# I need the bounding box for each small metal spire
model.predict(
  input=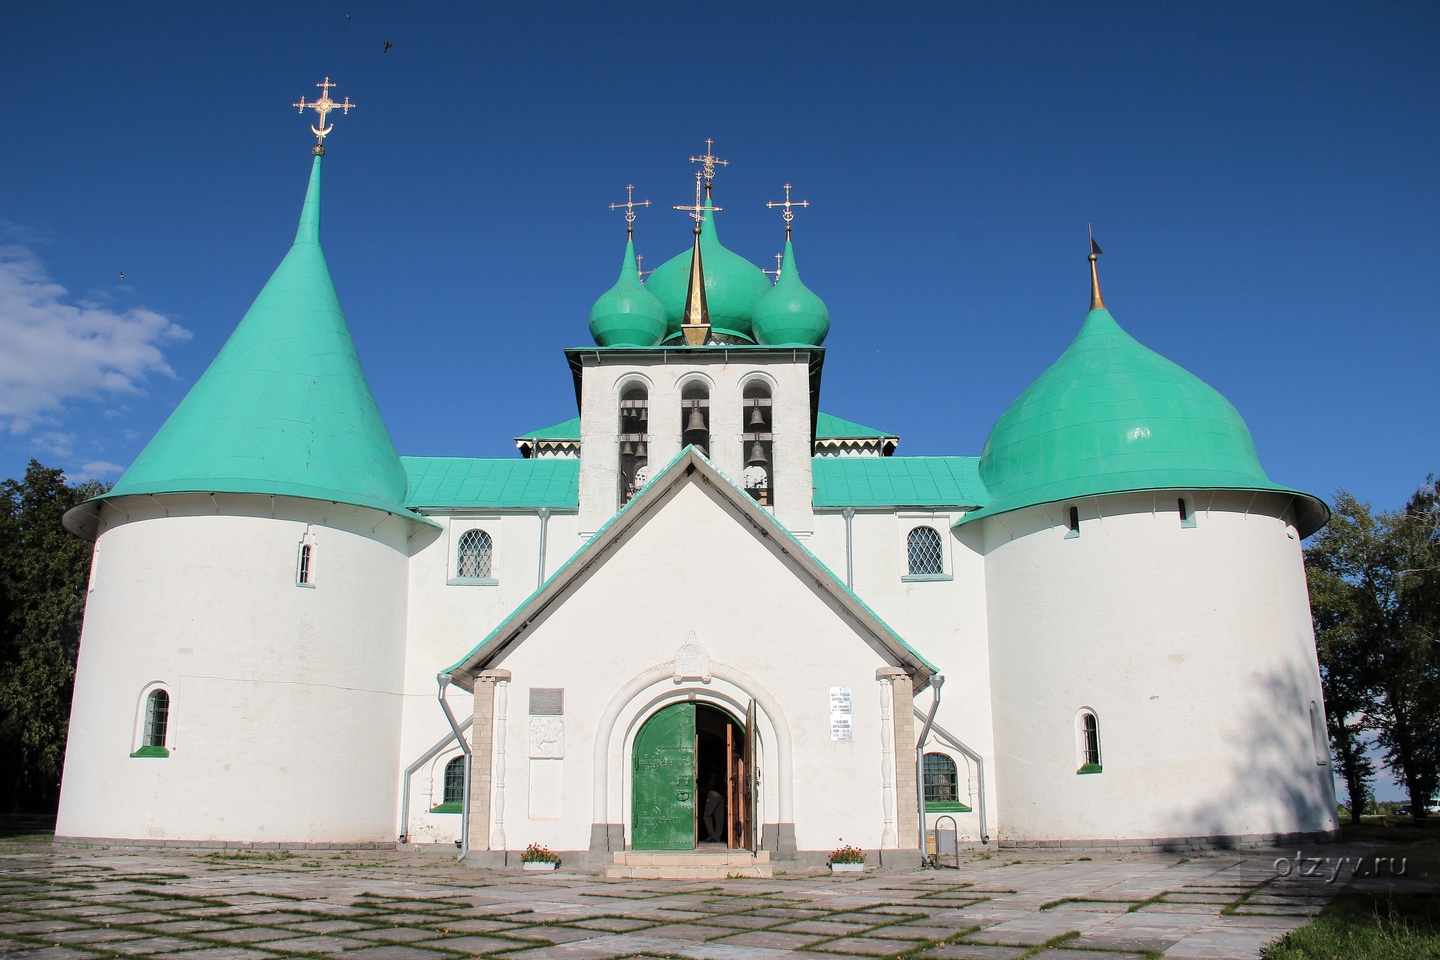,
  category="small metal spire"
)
[762,252,783,283]
[680,222,711,346]
[293,77,355,155]
[1088,225,1106,310]
[690,138,729,183]
[766,184,810,239]
[609,184,651,241]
